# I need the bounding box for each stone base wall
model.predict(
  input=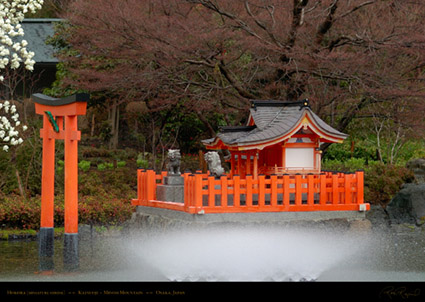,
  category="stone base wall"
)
[123,206,371,235]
